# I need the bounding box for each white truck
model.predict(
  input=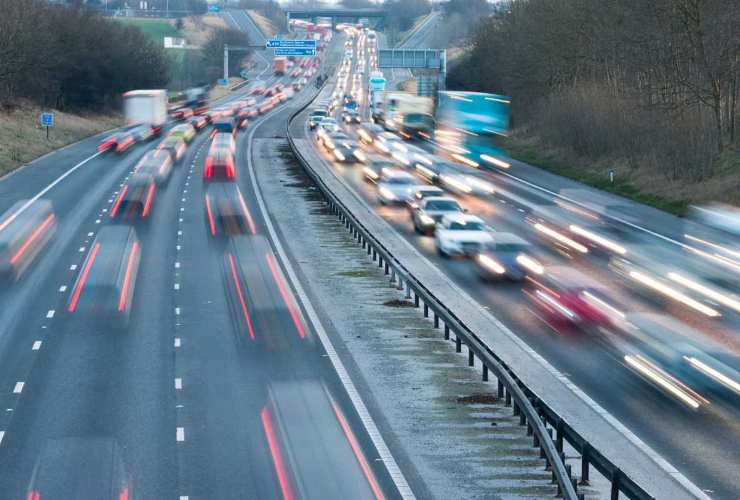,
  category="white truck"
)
[374,91,434,138]
[123,89,168,135]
